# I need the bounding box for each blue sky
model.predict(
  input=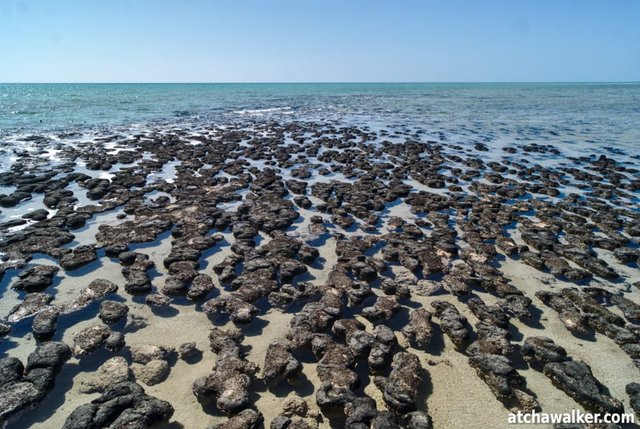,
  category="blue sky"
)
[0,0,638,82]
